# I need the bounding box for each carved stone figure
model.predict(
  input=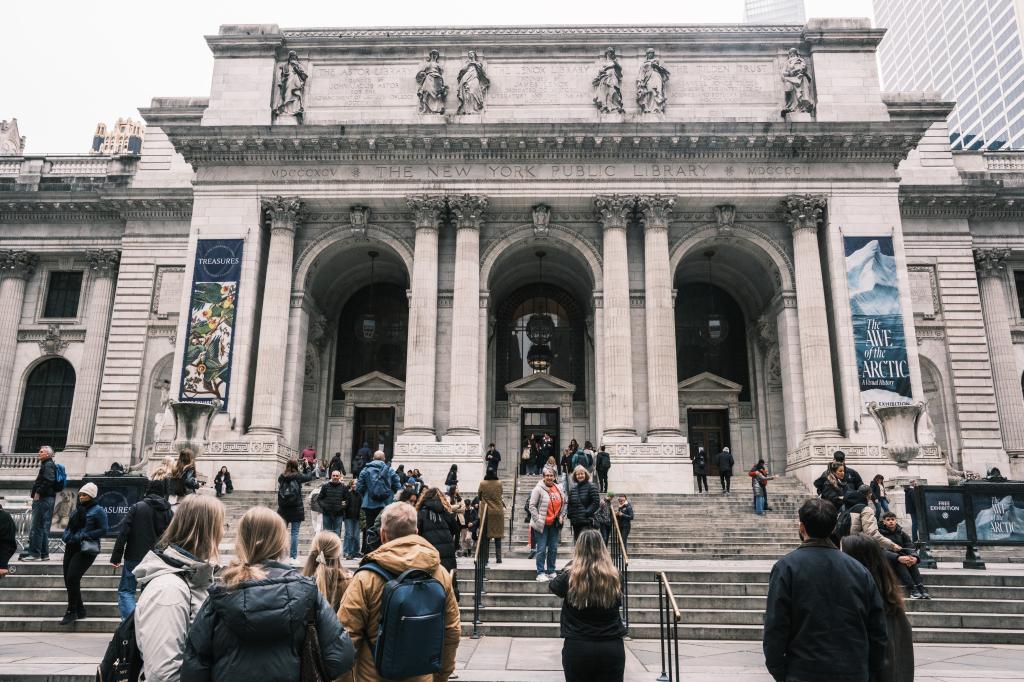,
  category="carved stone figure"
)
[457,51,489,114]
[636,48,670,114]
[781,48,815,116]
[416,50,448,115]
[274,51,308,122]
[592,47,624,114]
